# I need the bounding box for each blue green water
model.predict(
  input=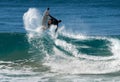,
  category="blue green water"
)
[0,0,120,82]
